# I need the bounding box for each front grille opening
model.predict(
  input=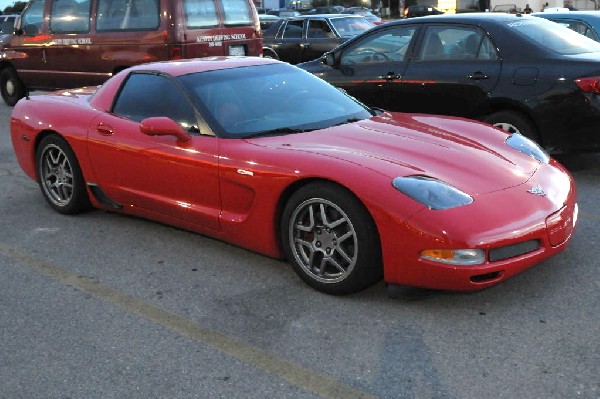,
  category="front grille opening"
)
[470,271,501,283]
[488,239,540,262]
